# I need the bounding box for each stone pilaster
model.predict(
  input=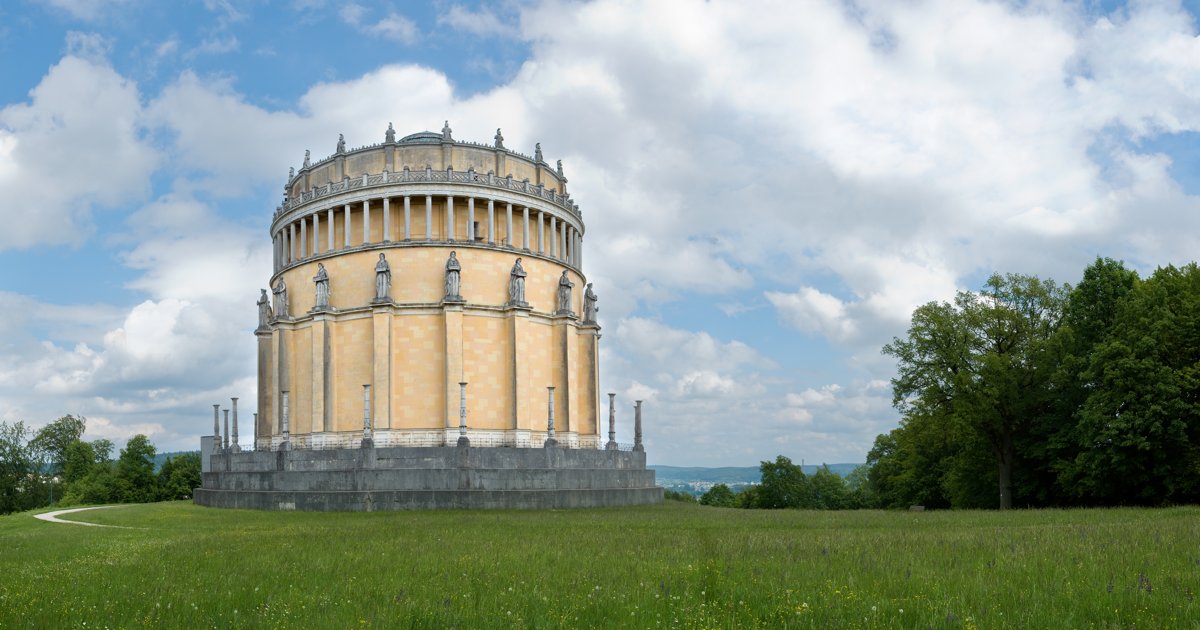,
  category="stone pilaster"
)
[443,302,464,444]
[311,314,328,433]
[256,327,273,448]
[508,307,532,436]
[559,317,577,436]
[372,304,392,430]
